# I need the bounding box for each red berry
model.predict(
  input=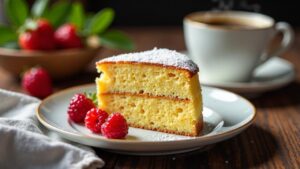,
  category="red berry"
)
[19,30,40,50]
[85,108,109,133]
[37,19,54,35]
[36,19,56,50]
[54,24,83,49]
[22,67,53,98]
[68,94,96,123]
[101,113,128,139]
[19,19,56,50]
